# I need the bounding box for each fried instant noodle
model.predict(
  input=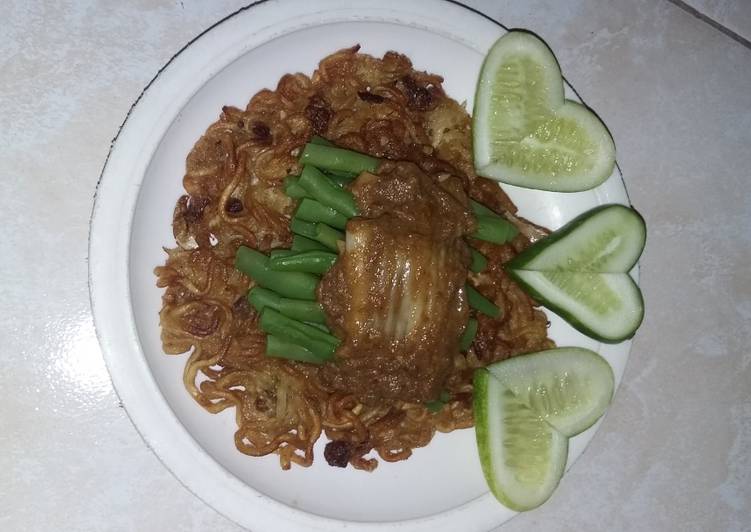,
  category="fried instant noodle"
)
[155,46,553,471]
